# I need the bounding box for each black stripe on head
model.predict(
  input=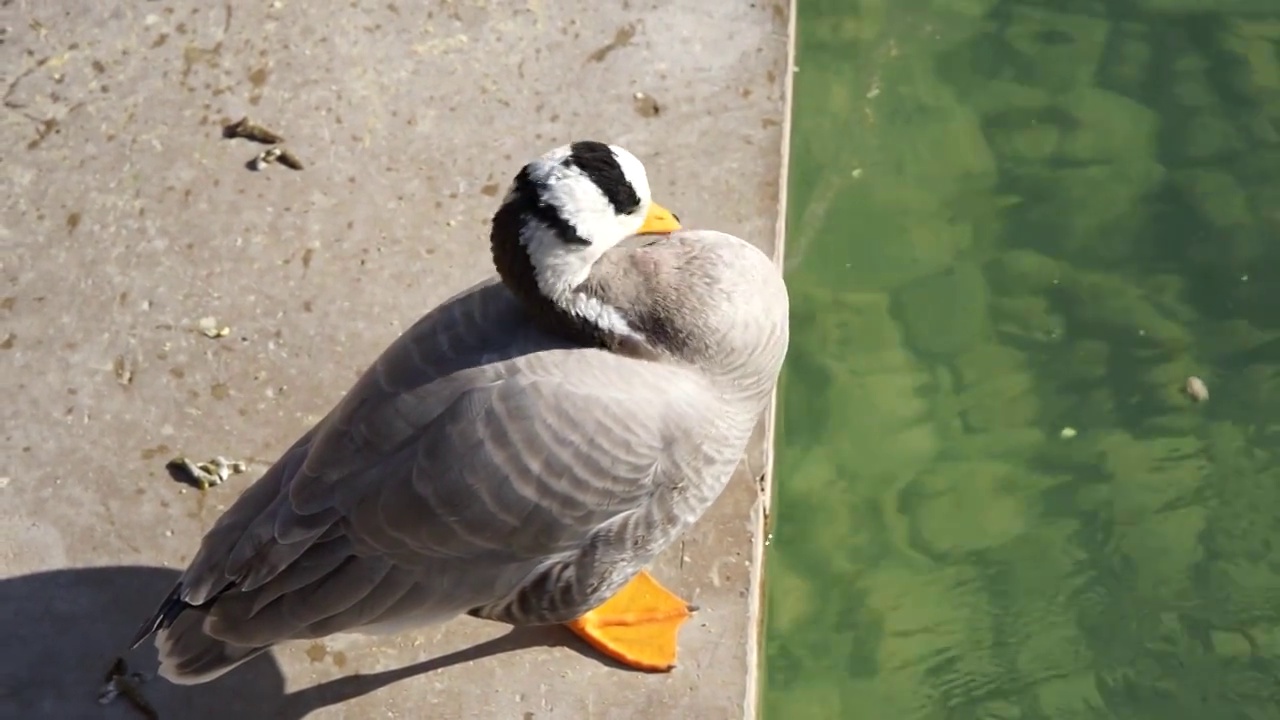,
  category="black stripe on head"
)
[566,141,642,216]
[511,165,591,246]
